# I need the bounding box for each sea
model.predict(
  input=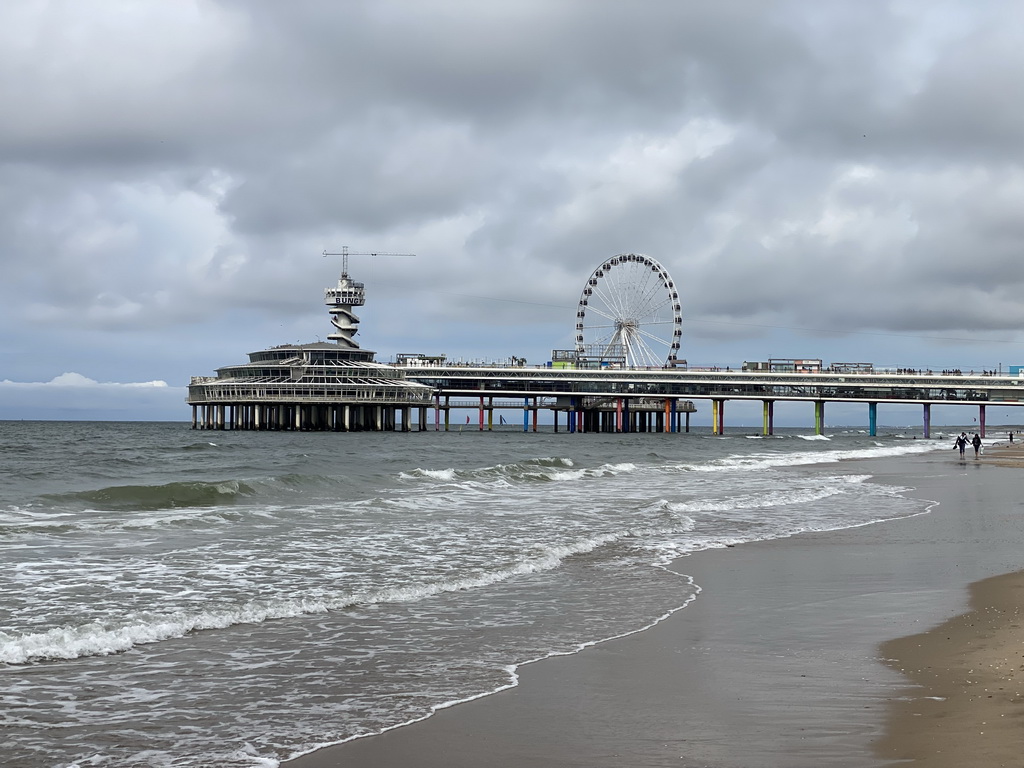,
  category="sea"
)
[0,420,957,767]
